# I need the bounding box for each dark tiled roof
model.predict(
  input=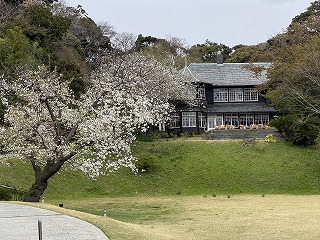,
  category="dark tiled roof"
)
[207,102,276,113]
[183,62,271,86]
